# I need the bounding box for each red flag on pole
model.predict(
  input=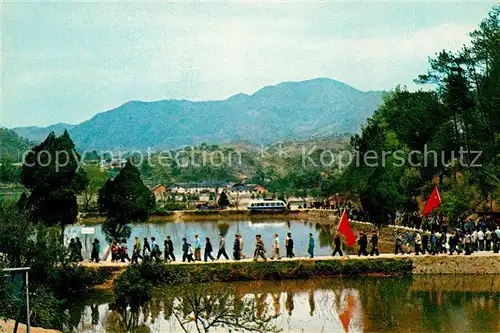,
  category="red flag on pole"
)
[338,209,357,246]
[421,186,441,216]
